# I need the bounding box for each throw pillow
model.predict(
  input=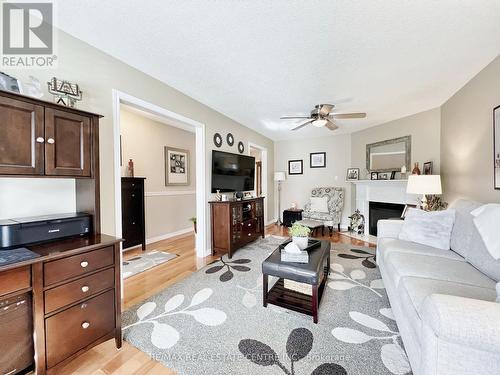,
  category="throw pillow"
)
[310,197,329,213]
[398,208,456,250]
[471,204,500,260]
